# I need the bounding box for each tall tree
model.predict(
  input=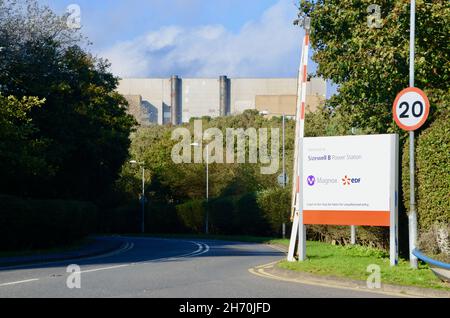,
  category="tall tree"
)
[0,0,136,200]
[300,0,449,134]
